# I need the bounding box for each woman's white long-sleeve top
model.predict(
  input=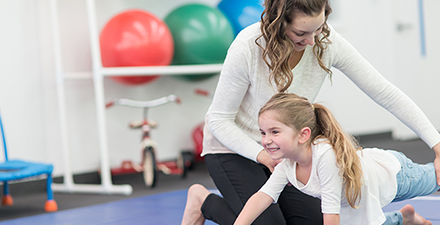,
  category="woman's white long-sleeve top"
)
[202,22,440,161]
